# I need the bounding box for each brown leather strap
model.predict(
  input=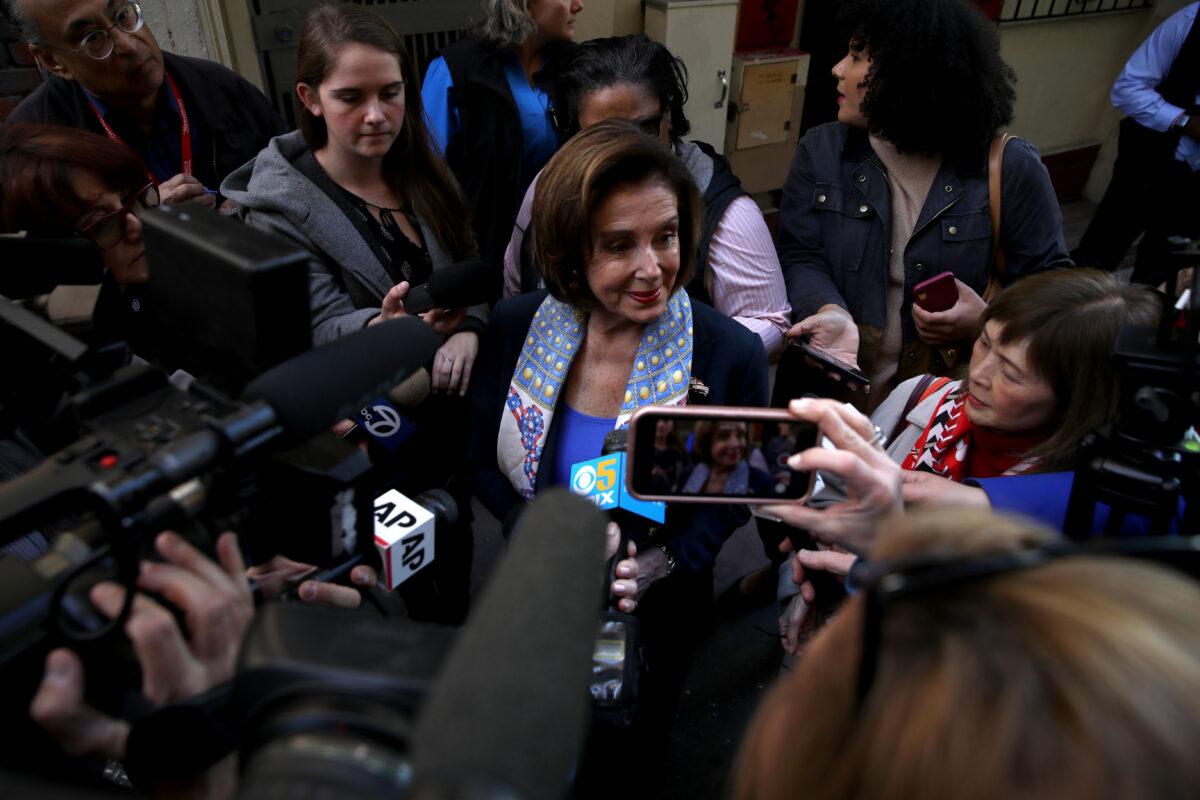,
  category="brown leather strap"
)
[984,132,1015,301]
